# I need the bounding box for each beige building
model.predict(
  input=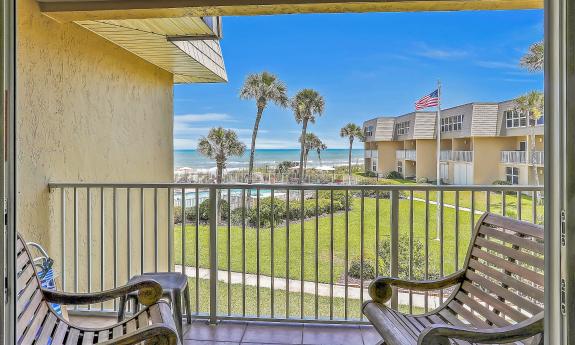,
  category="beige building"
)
[17,0,227,296]
[363,100,544,185]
